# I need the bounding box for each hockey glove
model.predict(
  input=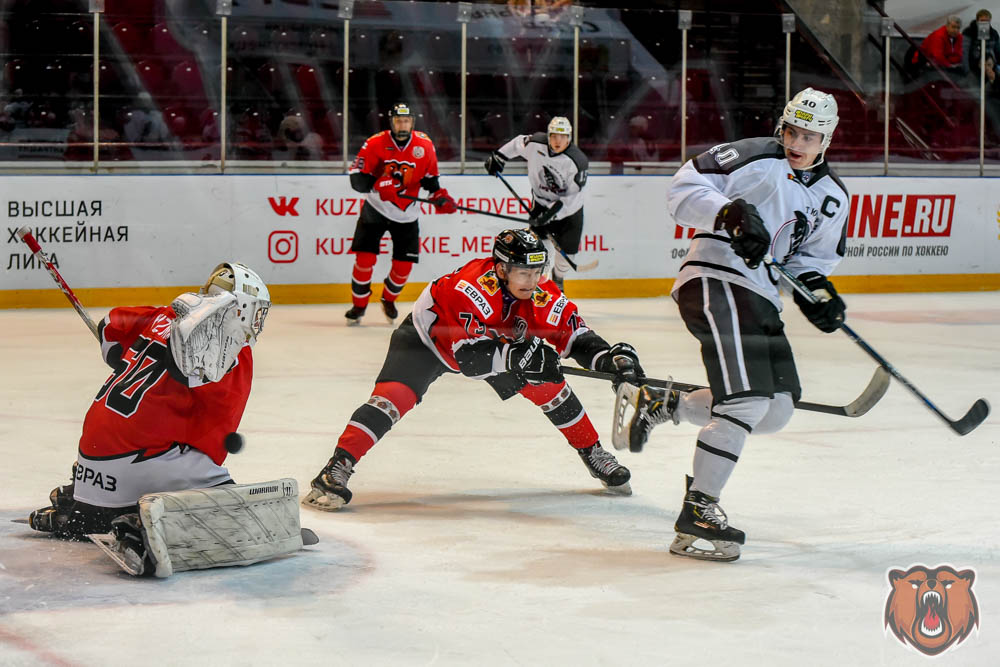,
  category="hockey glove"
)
[484,151,506,176]
[715,198,771,270]
[793,271,846,333]
[595,342,645,389]
[528,201,554,237]
[504,336,563,384]
[432,188,458,214]
[374,176,398,202]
